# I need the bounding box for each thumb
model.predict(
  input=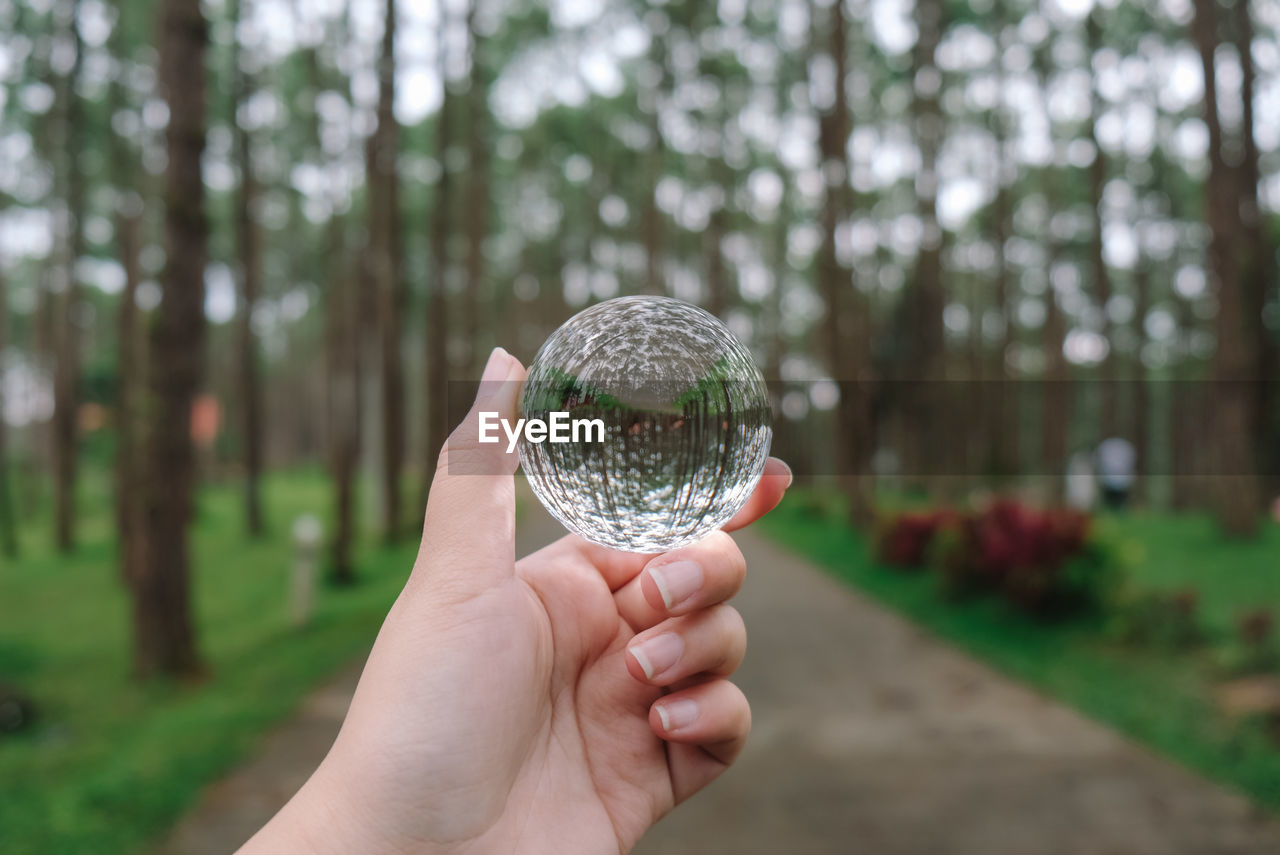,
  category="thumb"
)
[417,347,527,586]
